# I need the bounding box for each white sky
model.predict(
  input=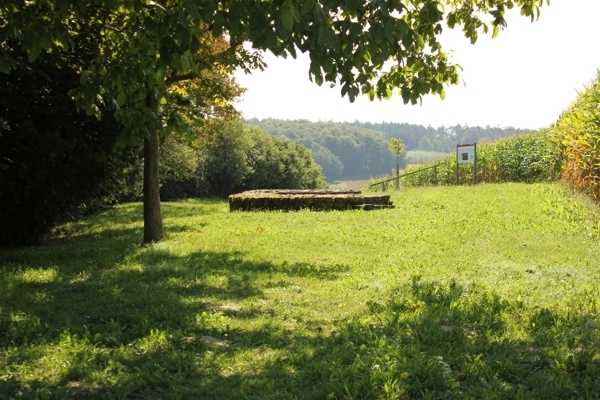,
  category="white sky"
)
[235,0,600,129]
